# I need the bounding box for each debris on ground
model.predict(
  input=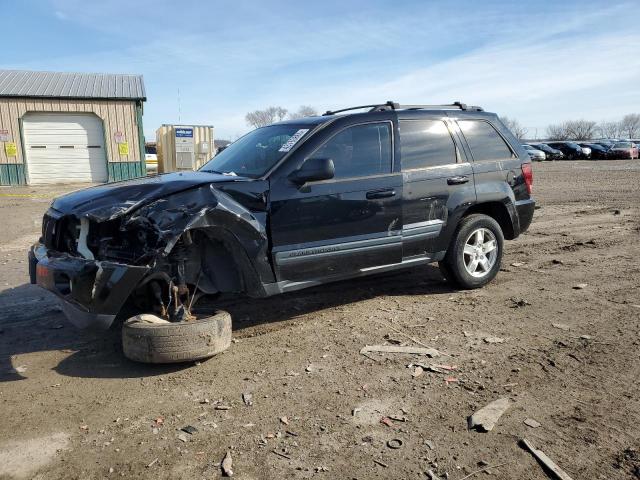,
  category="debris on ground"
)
[242,393,253,406]
[613,447,640,479]
[360,345,441,357]
[573,283,588,290]
[458,462,511,479]
[411,363,458,375]
[146,457,159,468]
[511,262,526,267]
[510,297,531,308]
[279,416,289,425]
[181,425,198,435]
[215,404,232,410]
[520,438,574,480]
[380,417,394,427]
[426,469,443,479]
[177,433,188,442]
[272,450,292,460]
[468,397,511,432]
[524,418,542,428]
[386,438,403,449]
[411,365,424,377]
[483,336,505,344]
[373,459,388,468]
[221,450,234,477]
